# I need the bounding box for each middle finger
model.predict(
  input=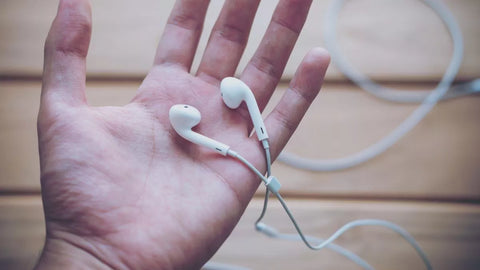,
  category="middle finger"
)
[196,0,261,85]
